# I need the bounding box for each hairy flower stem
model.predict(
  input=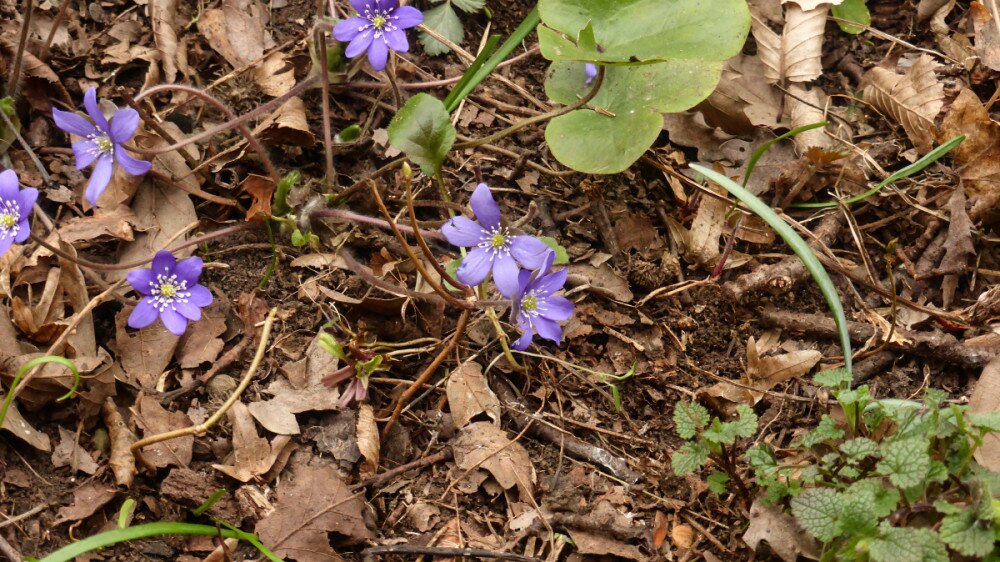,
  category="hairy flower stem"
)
[39,0,70,61]
[130,84,280,185]
[403,171,465,290]
[453,66,605,150]
[315,27,338,191]
[6,0,34,98]
[28,221,260,272]
[309,208,444,240]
